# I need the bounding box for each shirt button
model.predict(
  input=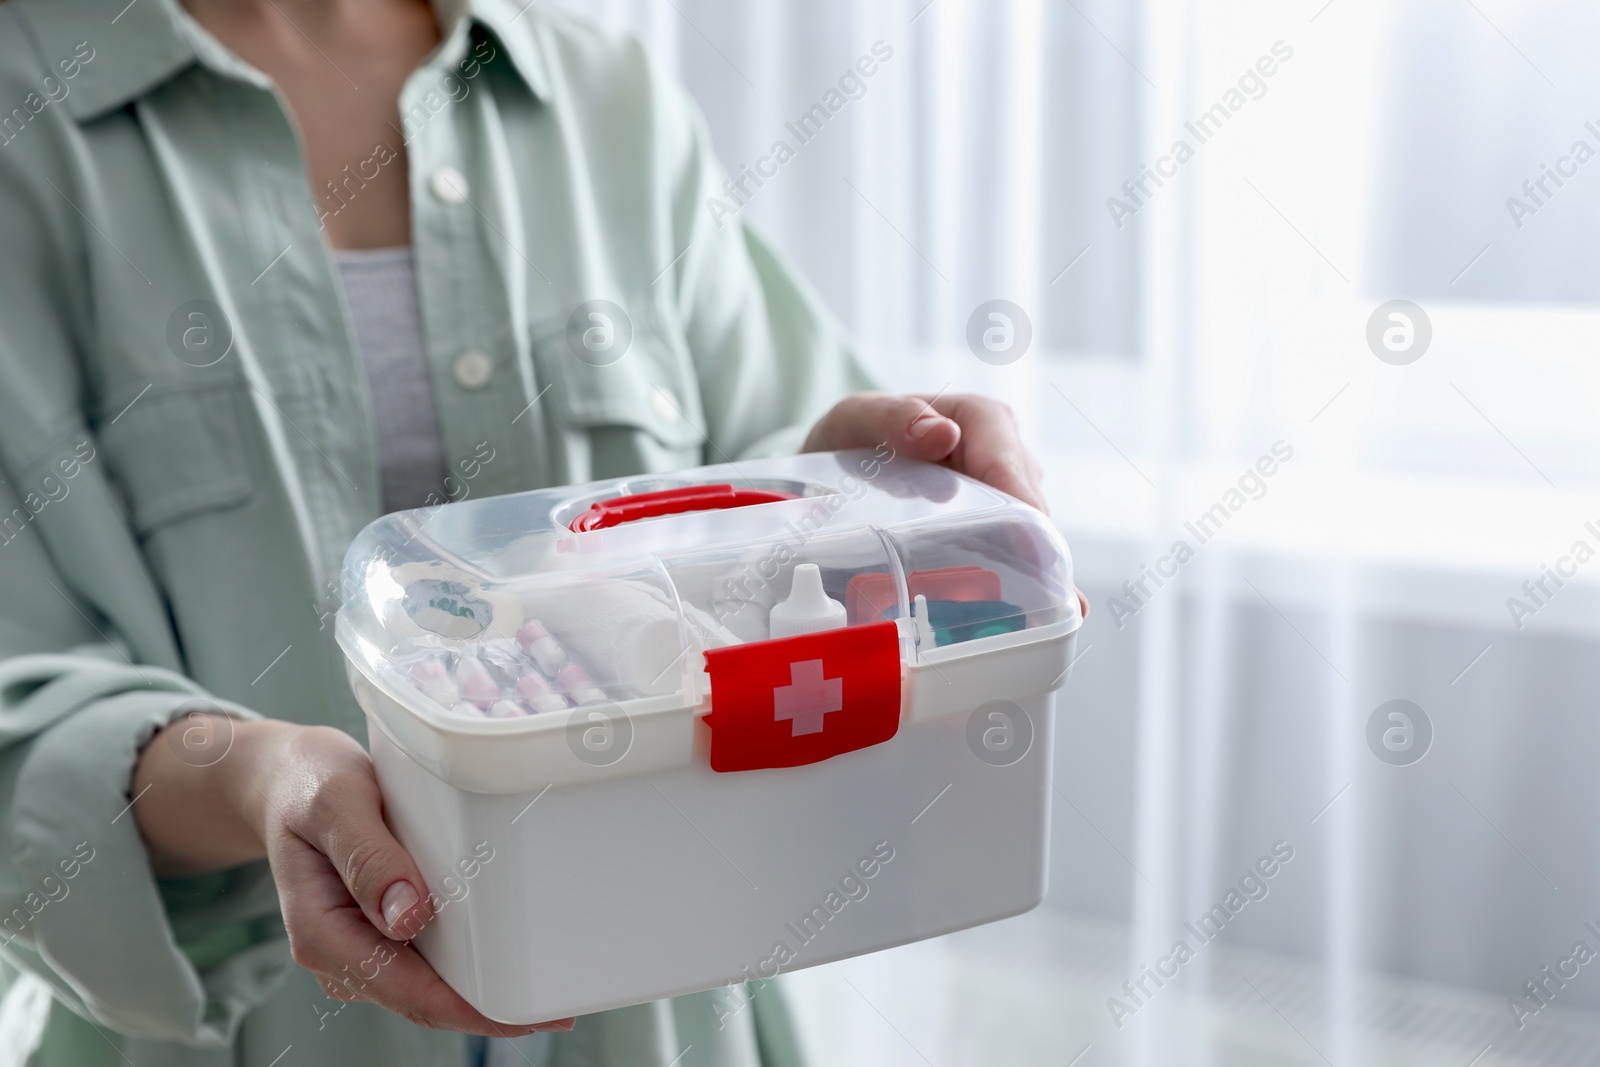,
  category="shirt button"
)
[651,385,680,422]
[452,350,494,390]
[430,167,470,204]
